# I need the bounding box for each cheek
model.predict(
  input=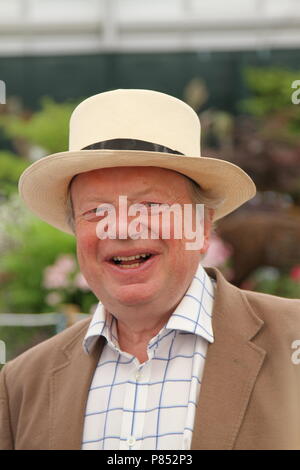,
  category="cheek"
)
[167,238,201,267]
[162,239,187,268]
[76,226,98,264]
